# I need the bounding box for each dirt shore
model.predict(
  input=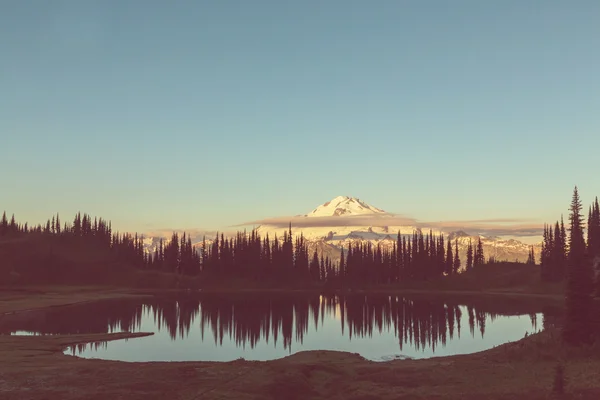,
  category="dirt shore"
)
[1,287,599,400]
